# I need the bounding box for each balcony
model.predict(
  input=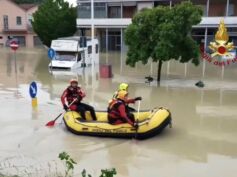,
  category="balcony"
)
[2,28,28,34]
[2,24,35,34]
[77,18,132,28]
[77,16,237,29]
[194,16,237,28]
